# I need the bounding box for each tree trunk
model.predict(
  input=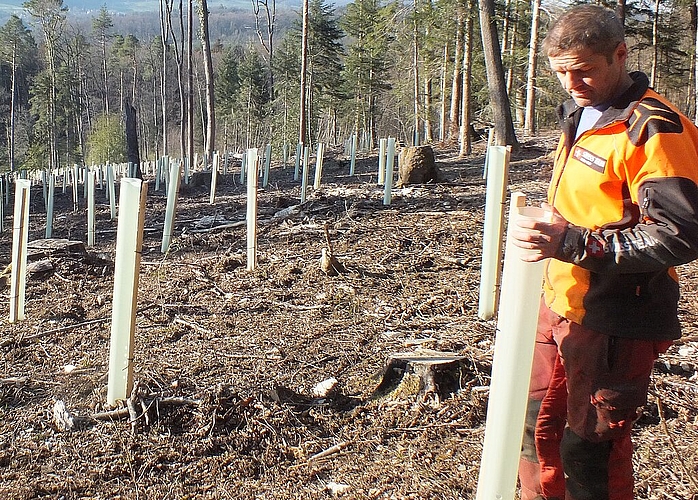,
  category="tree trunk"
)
[694,1,698,124]
[650,0,660,89]
[523,0,541,135]
[478,0,518,148]
[167,0,186,160]
[198,0,216,159]
[459,0,474,157]
[125,102,143,179]
[246,84,252,150]
[187,0,194,171]
[253,0,276,100]
[616,0,626,26]
[152,66,160,159]
[159,0,168,157]
[501,0,514,97]
[424,77,433,143]
[448,4,464,142]
[299,0,309,146]
[102,38,109,115]
[413,0,420,146]
[119,70,124,114]
[9,42,16,172]
[439,43,448,142]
